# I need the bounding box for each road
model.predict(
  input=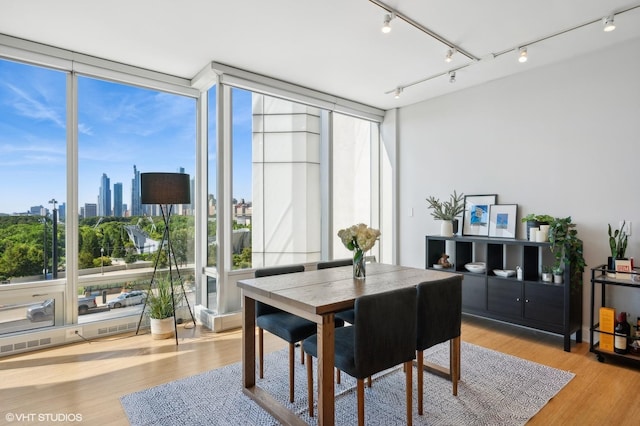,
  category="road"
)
[0,293,147,335]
